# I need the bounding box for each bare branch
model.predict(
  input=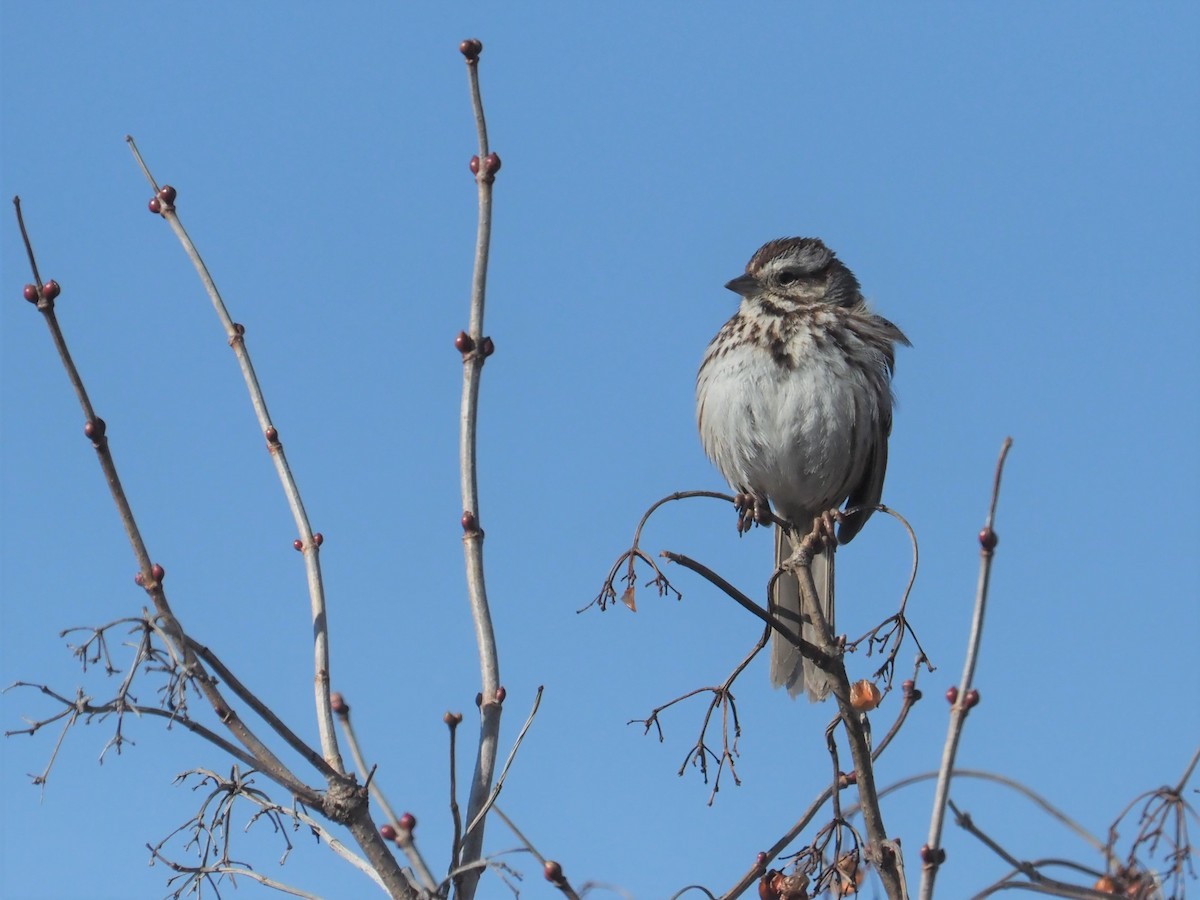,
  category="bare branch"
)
[454,36,504,900]
[920,437,1014,900]
[126,136,343,776]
